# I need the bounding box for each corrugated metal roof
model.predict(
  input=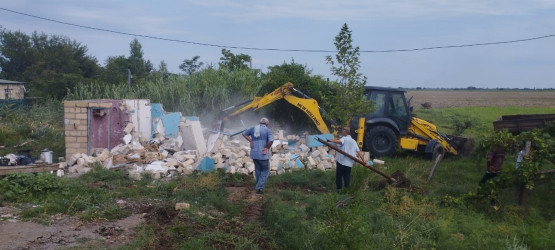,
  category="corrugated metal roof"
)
[0,79,25,84]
